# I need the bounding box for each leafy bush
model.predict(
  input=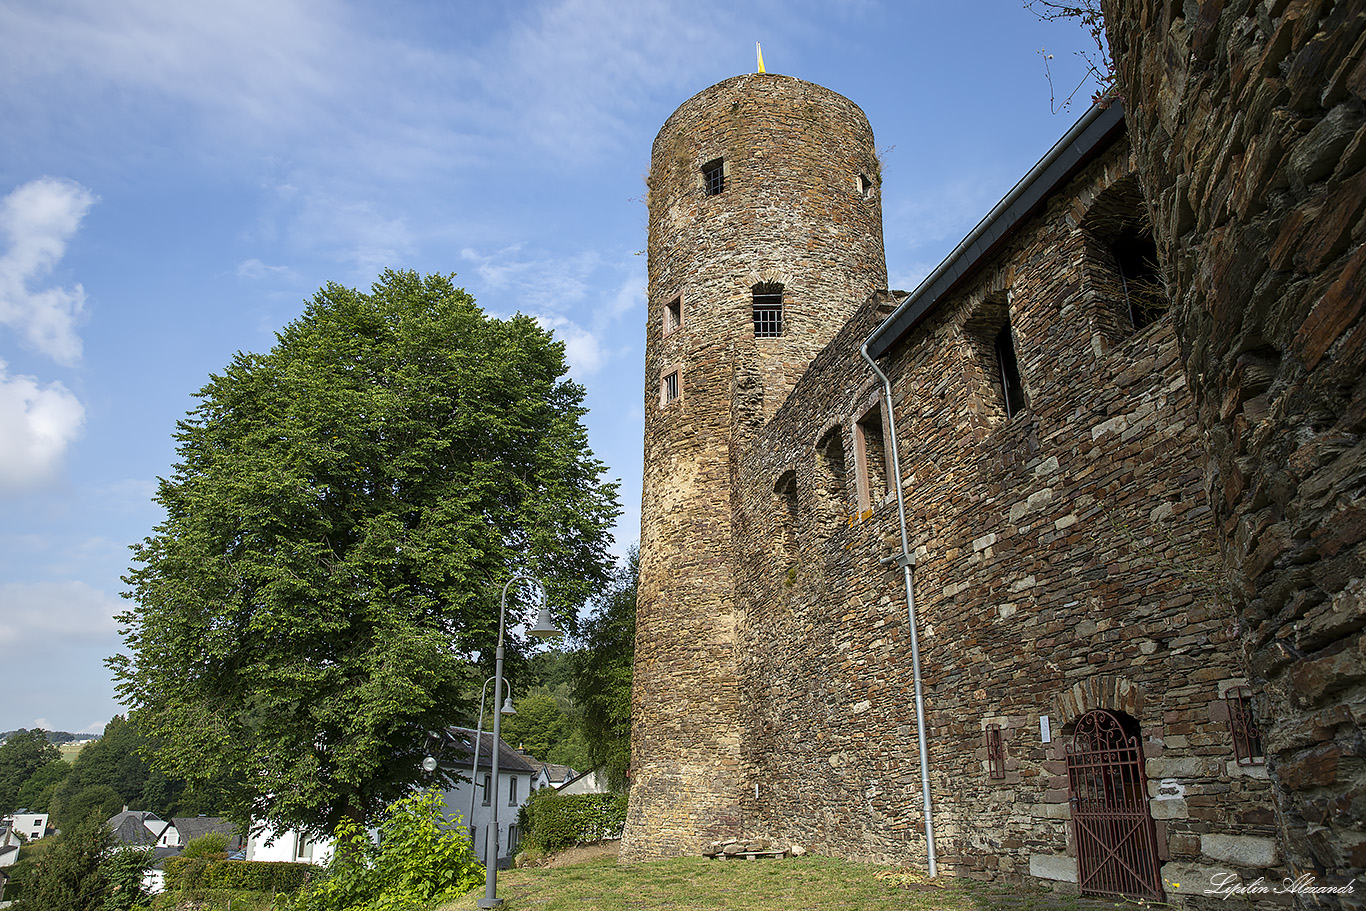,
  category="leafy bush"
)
[286,789,482,911]
[164,857,313,893]
[517,790,627,853]
[179,831,230,859]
